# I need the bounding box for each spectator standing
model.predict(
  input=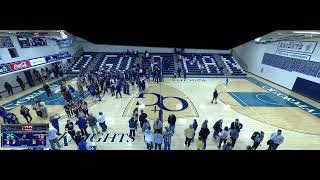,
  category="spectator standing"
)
[267,130,284,150]
[213,119,223,139]
[50,114,61,135]
[97,112,107,132]
[65,120,76,140]
[230,127,239,148]
[163,127,173,150]
[20,105,32,124]
[48,127,61,150]
[4,82,13,96]
[199,121,210,150]
[168,114,176,134]
[87,113,100,135]
[218,126,229,149]
[192,119,198,142]
[16,76,25,91]
[251,131,264,150]
[211,89,218,104]
[76,115,88,136]
[144,128,153,150]
[154,132,163,150]
[184,125,195,148]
